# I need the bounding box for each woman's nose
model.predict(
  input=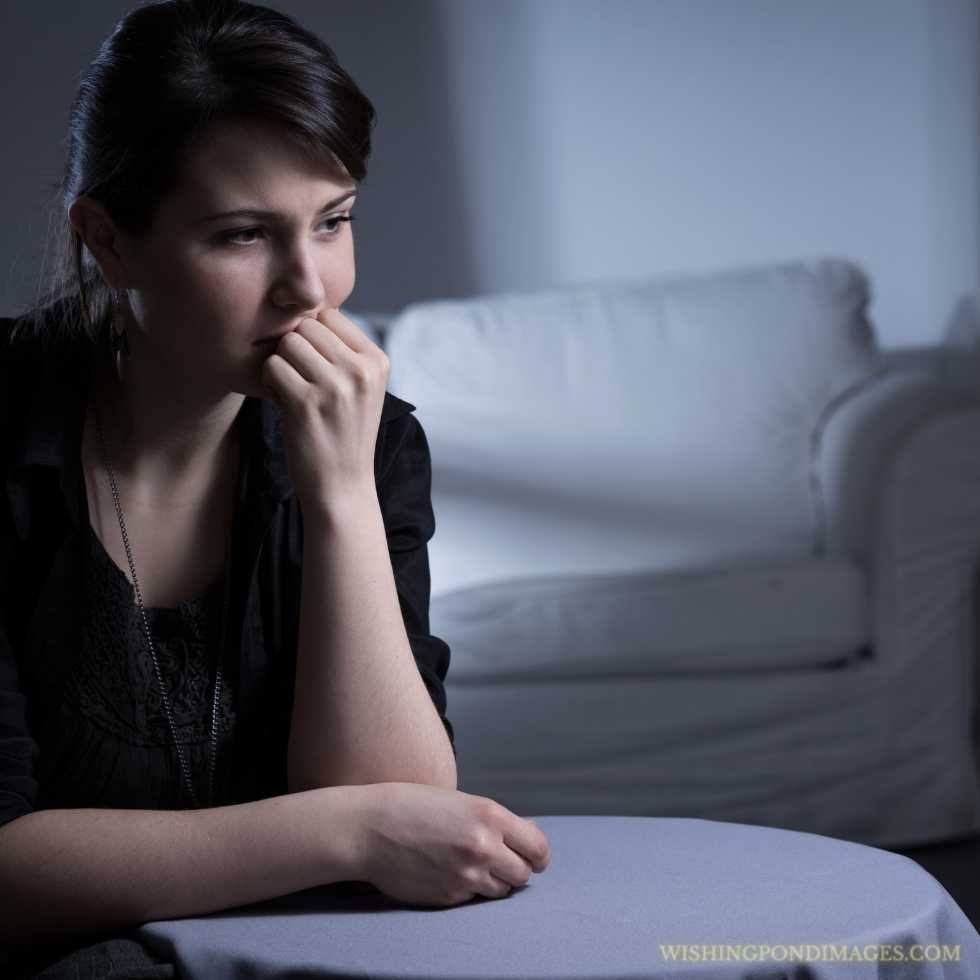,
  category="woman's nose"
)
[271,242,327,310]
